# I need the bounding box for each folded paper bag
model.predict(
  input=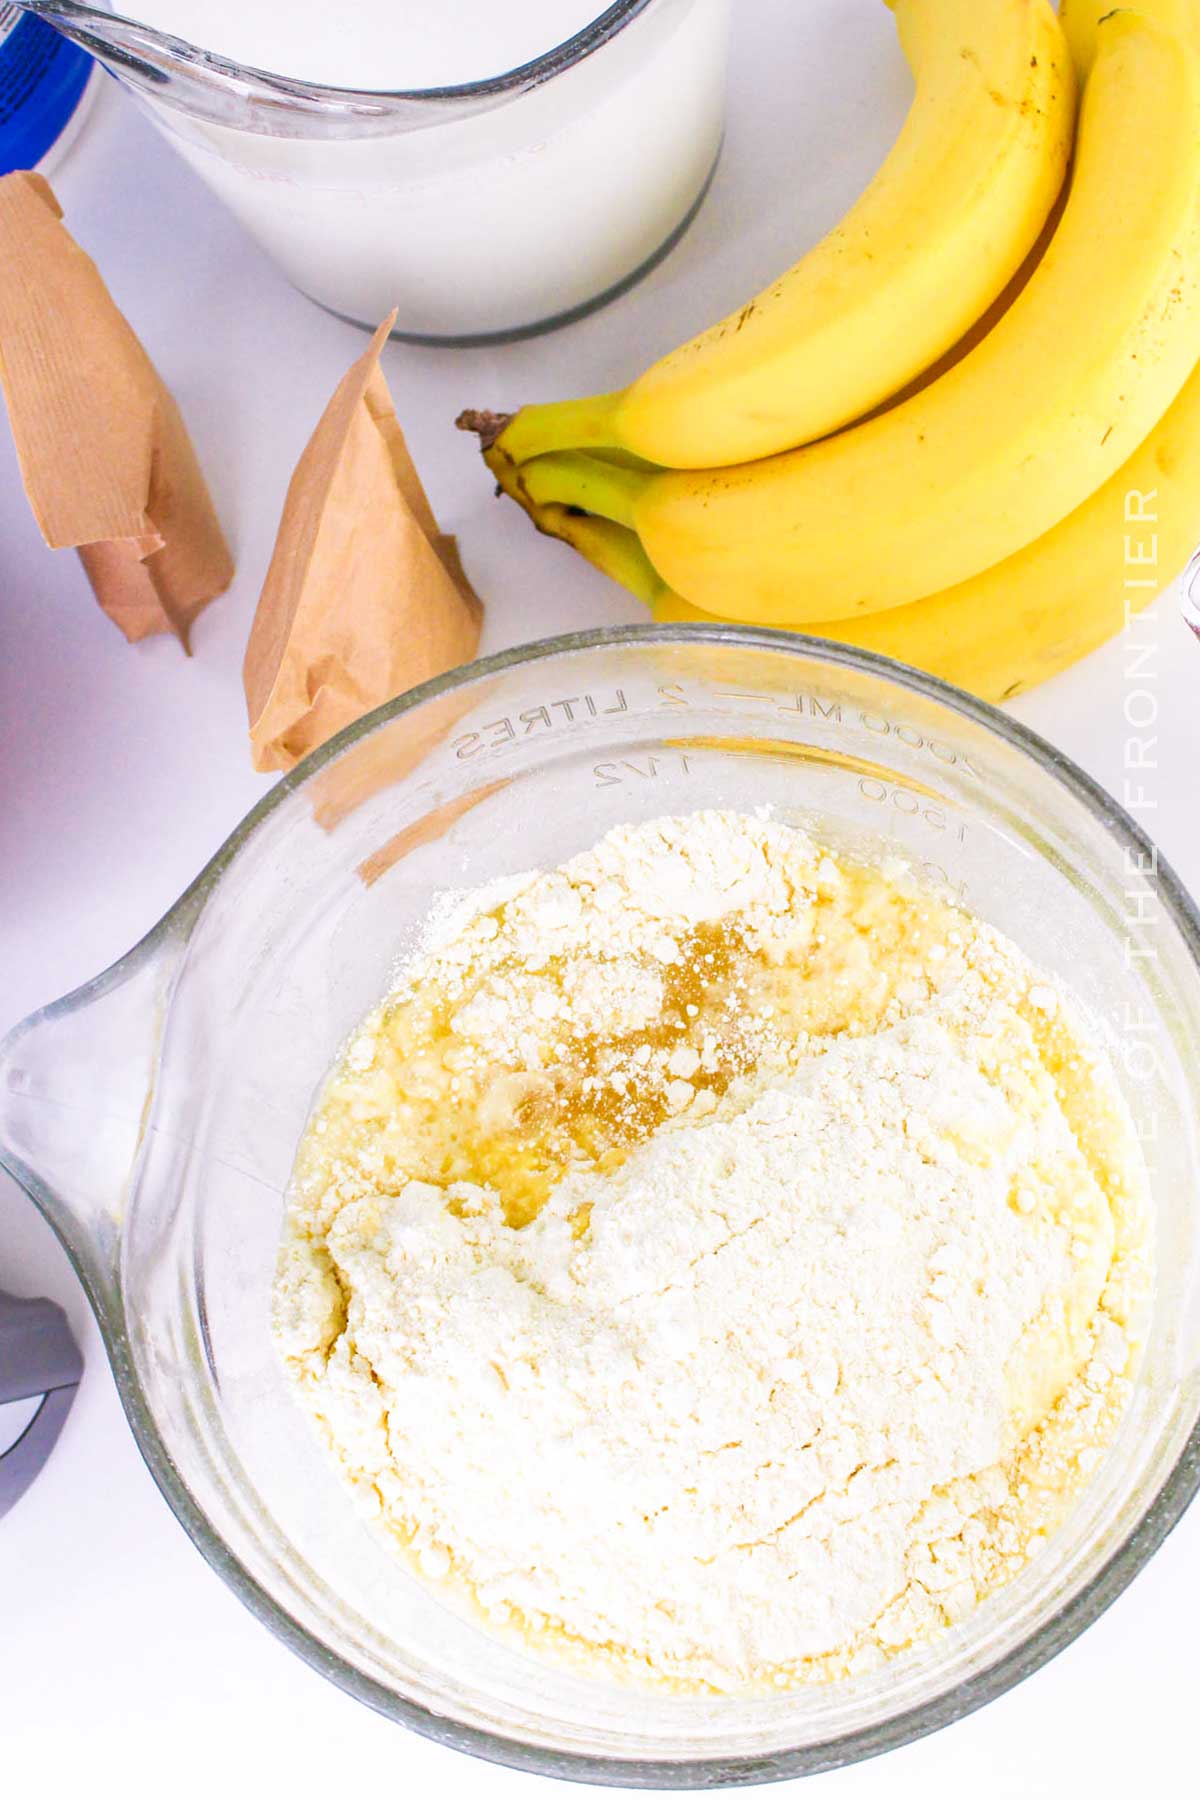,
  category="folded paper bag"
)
[0,171,233,646]
[243,313,483,774]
